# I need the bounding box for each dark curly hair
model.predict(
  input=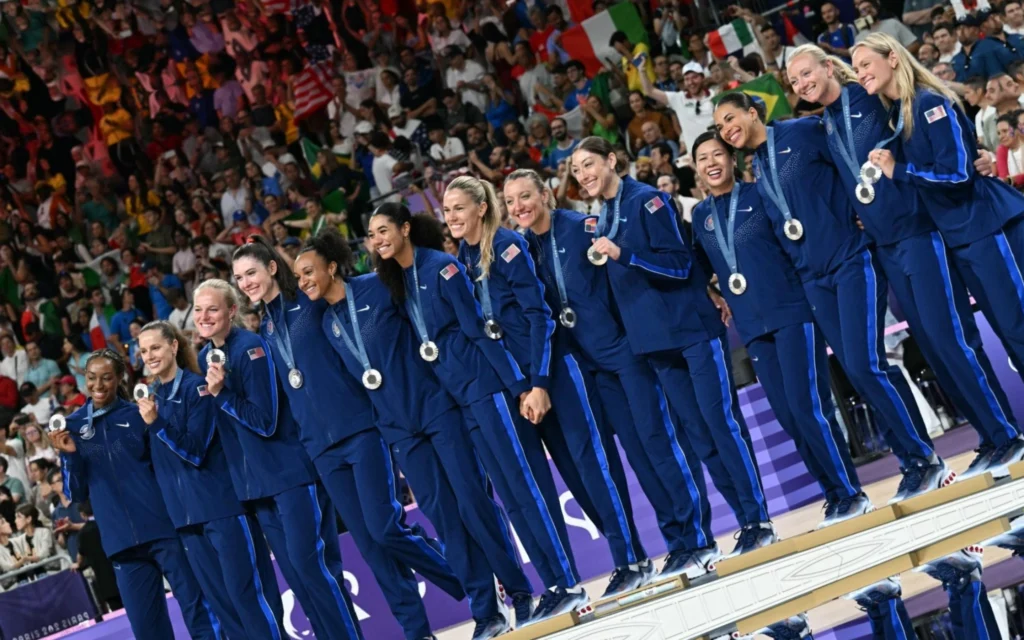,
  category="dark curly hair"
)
[369,203,445,303]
